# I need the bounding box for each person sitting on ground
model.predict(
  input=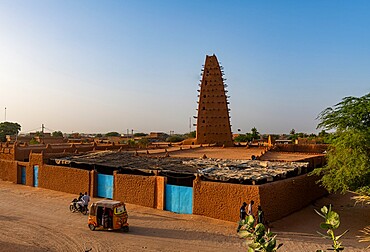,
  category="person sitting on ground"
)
[237,202,247,232]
